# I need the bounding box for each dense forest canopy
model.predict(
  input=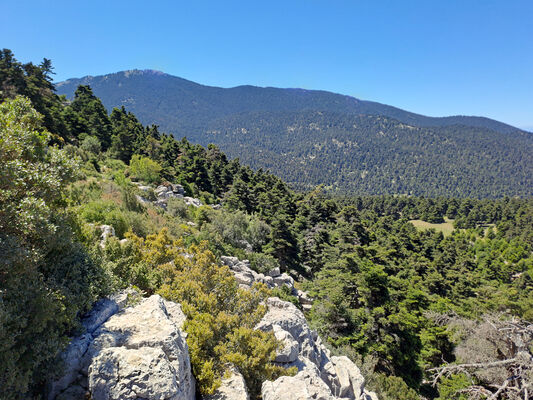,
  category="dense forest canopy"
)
[56,70,523,135]
[1,50,532,400]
